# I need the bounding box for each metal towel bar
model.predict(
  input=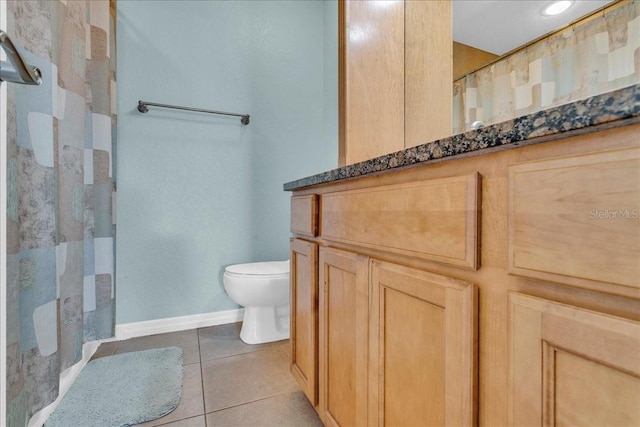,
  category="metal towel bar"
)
[137,100,250,125]
[0,30,42,85]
